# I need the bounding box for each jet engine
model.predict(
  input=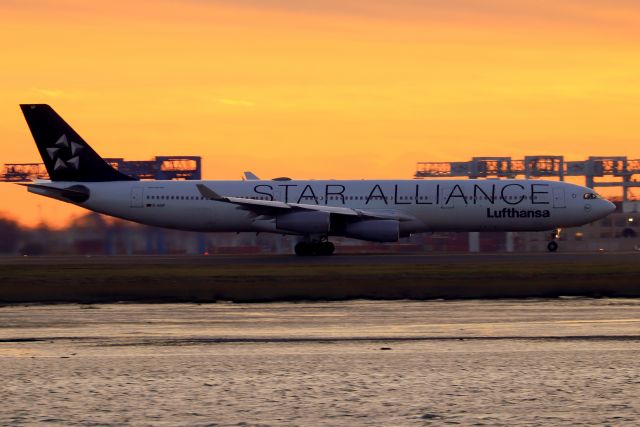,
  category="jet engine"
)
[276,210,331,234]
[344,219,399,242]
